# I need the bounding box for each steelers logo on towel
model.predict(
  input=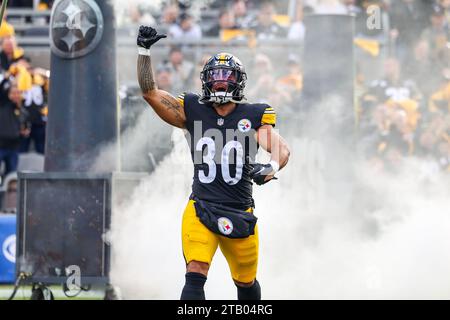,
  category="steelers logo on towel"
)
[238,119,252,133]
[218,217,233,236]
[50,0,104,59]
